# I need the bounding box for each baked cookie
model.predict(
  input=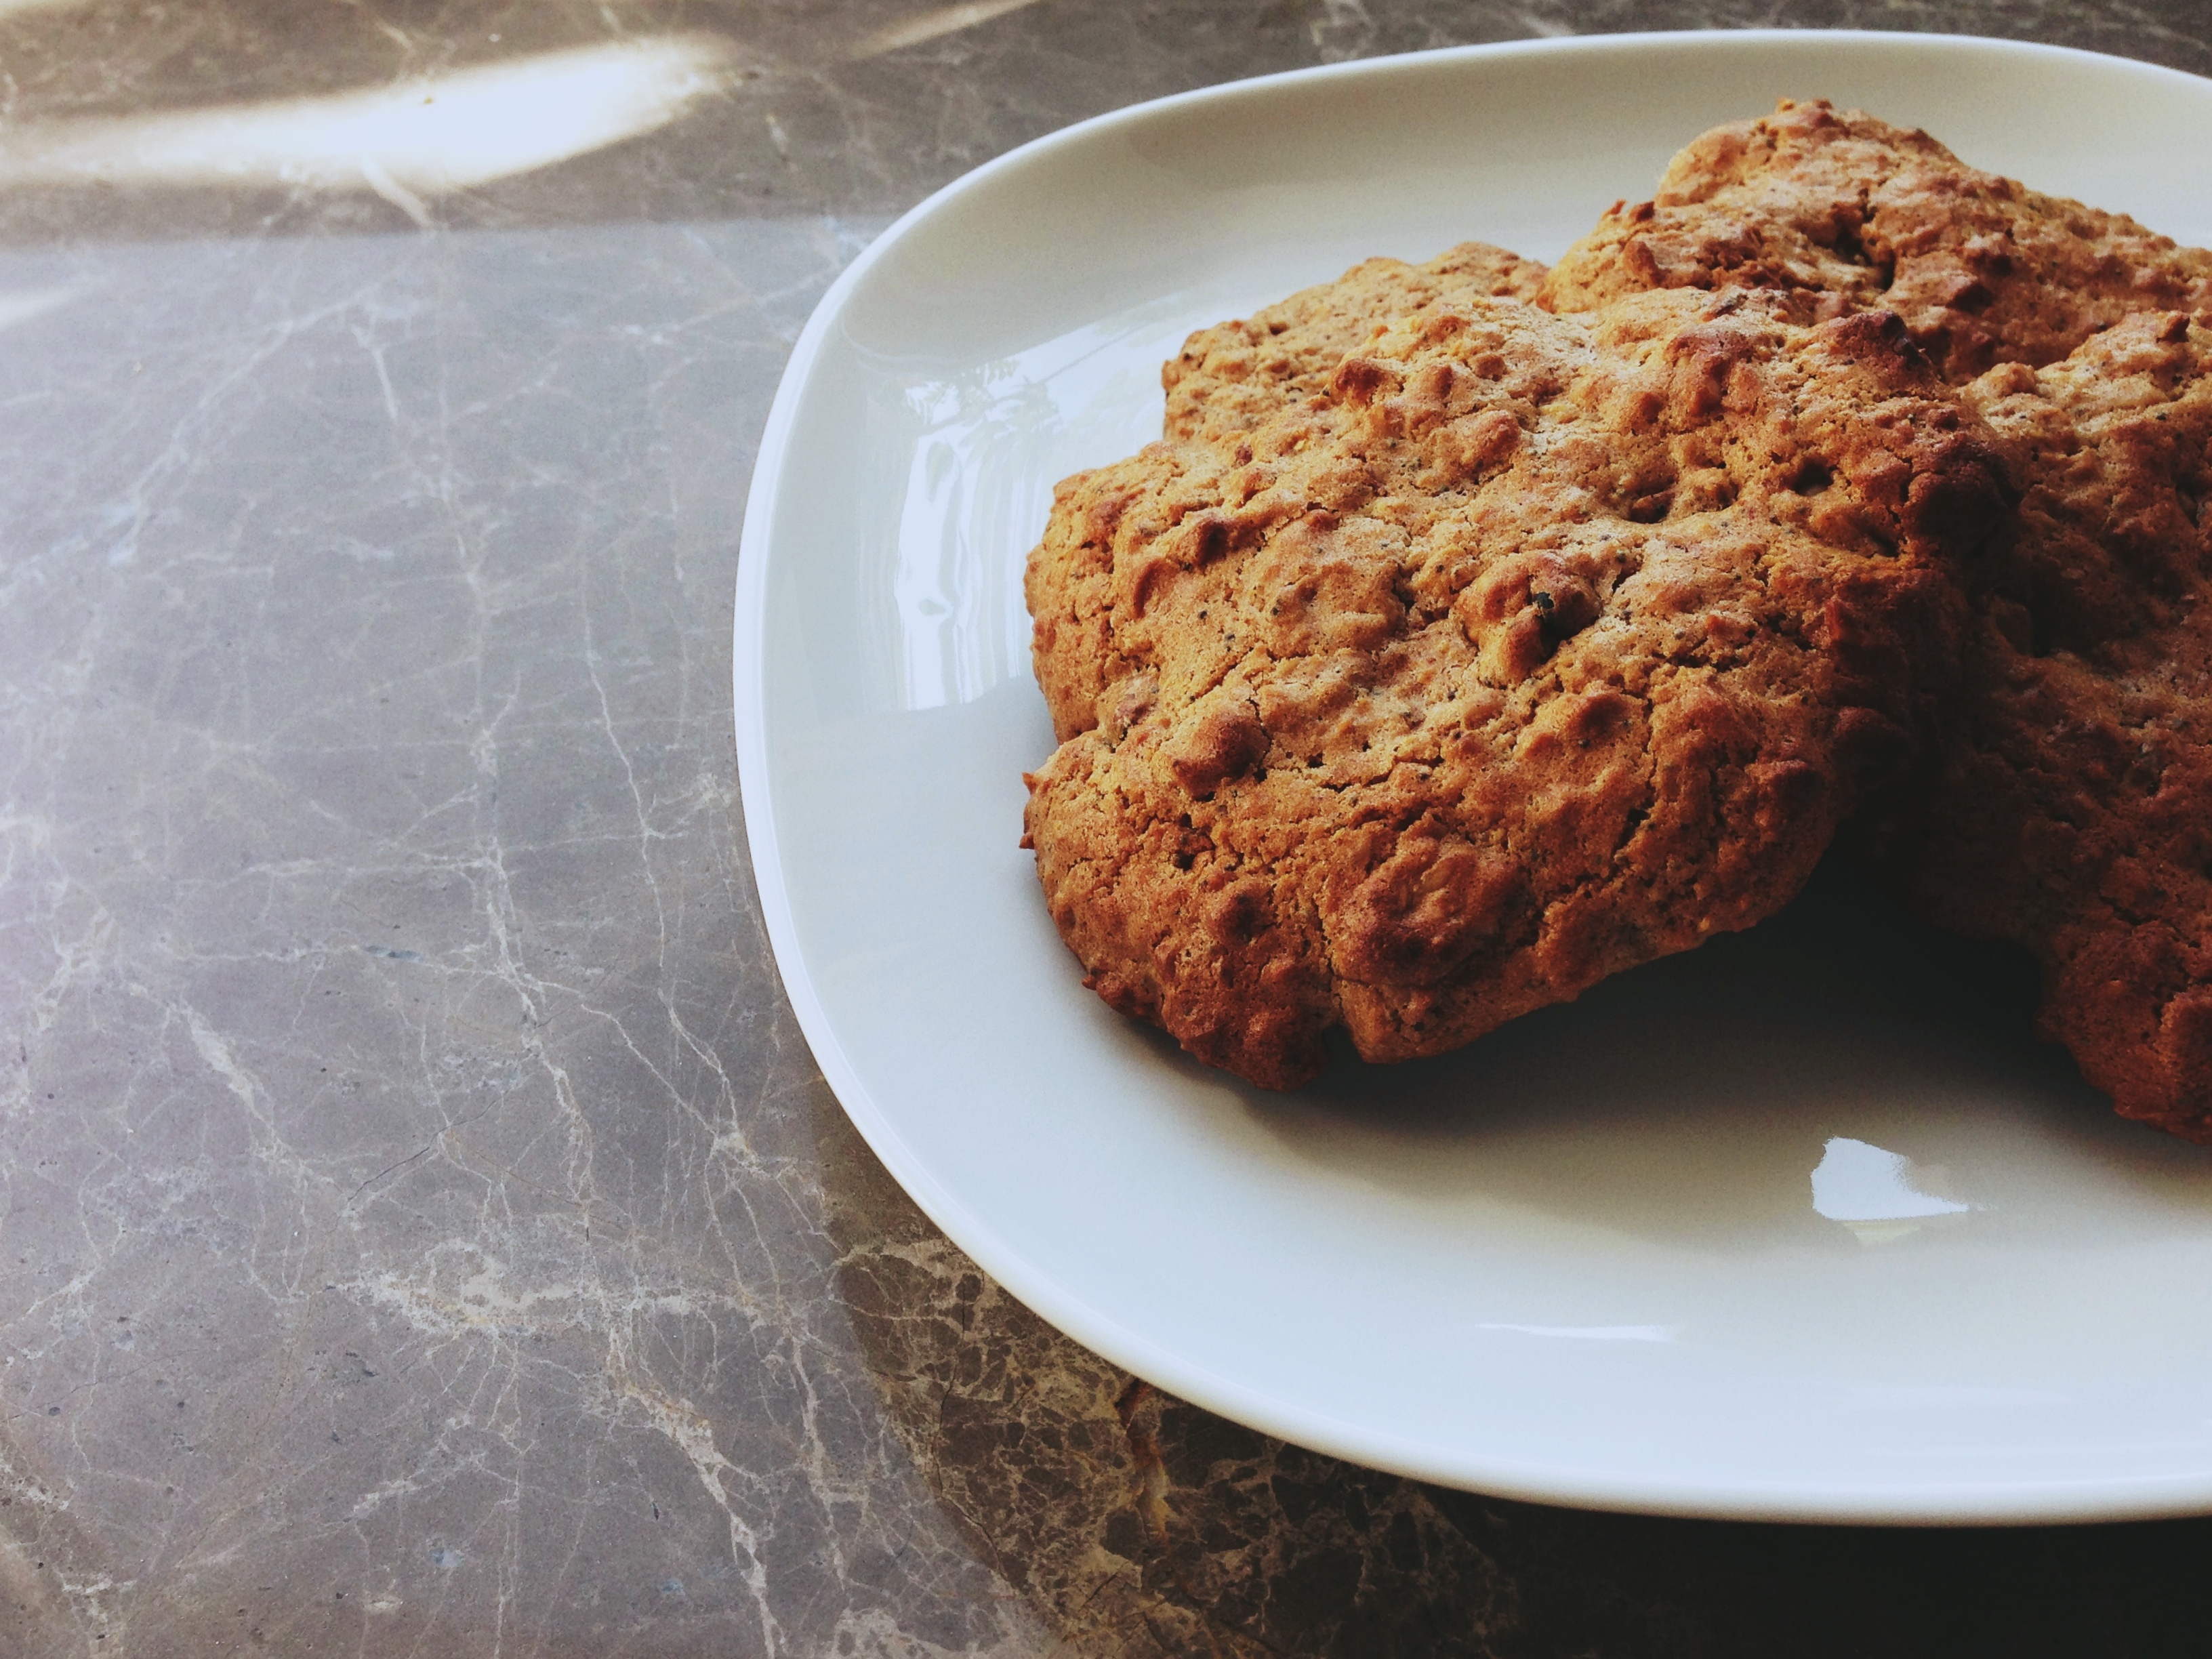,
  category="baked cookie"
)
[1891,314,2212,1137]
[1024,285,2009,1087]
[1540,100,2212,383]
[1163,242,1547,444]
[1547,104,2212,1136]
[1031,245,1536,735]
